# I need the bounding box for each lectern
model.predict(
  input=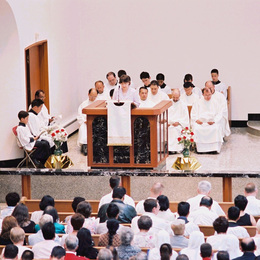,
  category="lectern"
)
[83,100,172,169]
